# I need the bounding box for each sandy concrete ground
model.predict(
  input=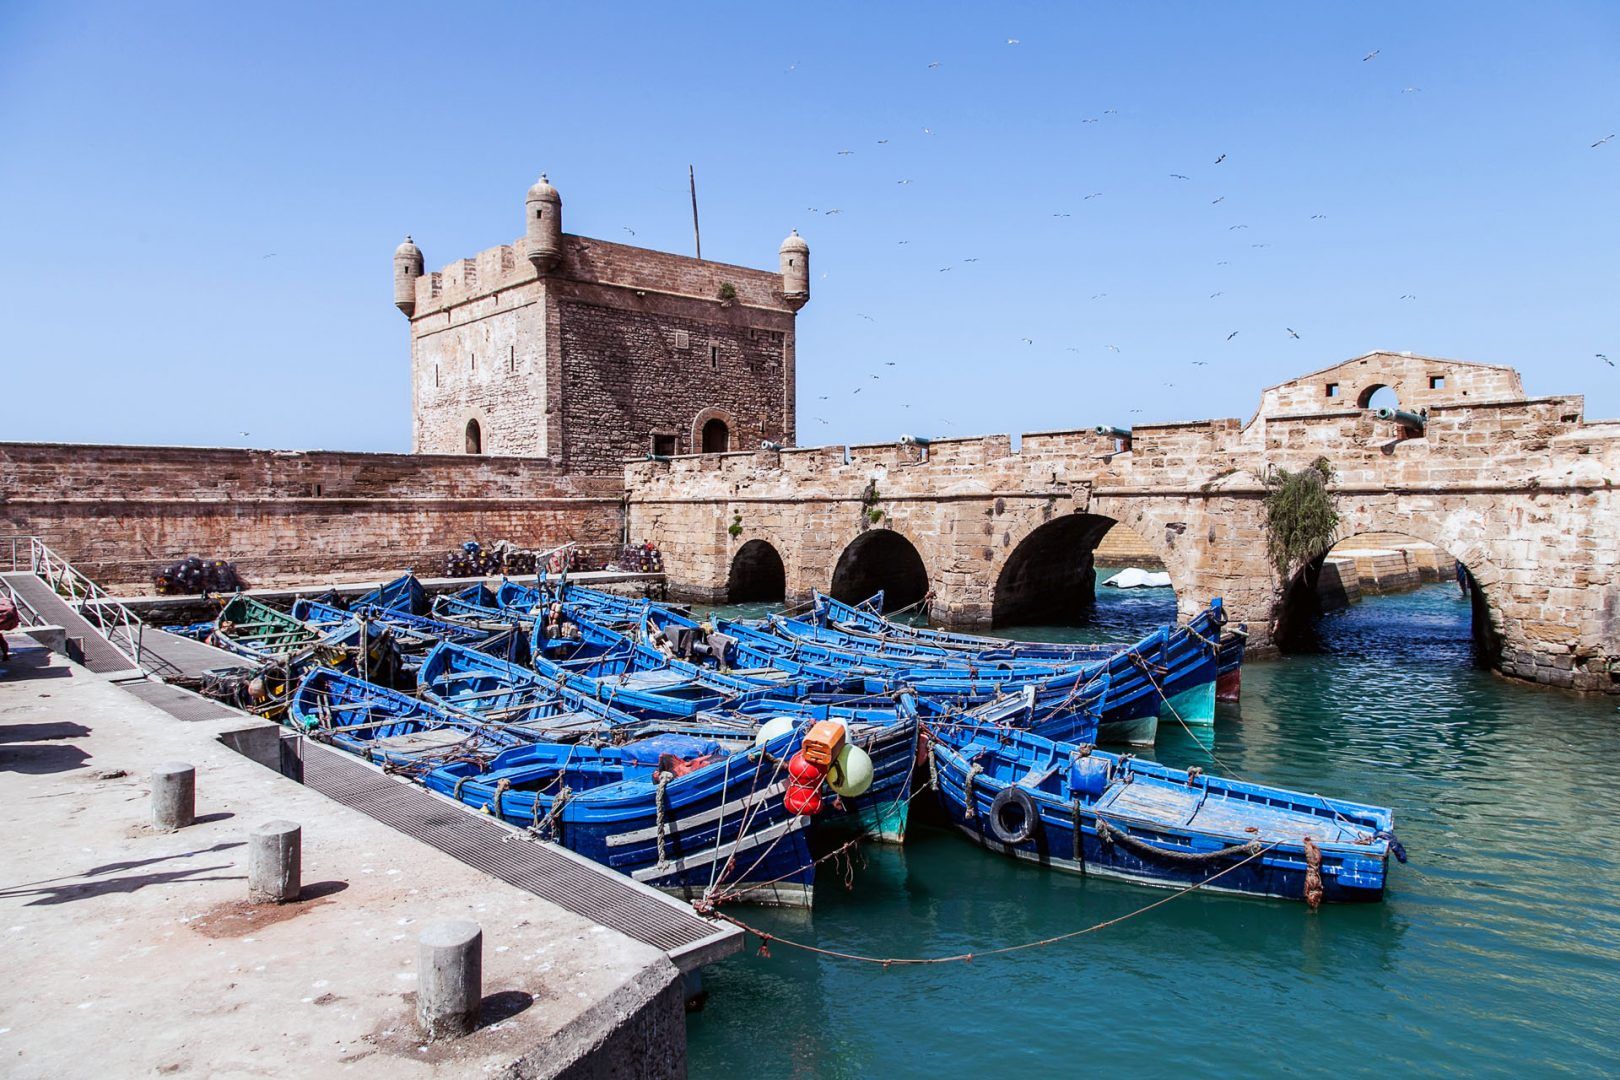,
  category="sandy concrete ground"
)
[0,639,683,1079]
